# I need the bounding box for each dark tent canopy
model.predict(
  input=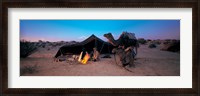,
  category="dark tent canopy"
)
[55,34,114,58]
